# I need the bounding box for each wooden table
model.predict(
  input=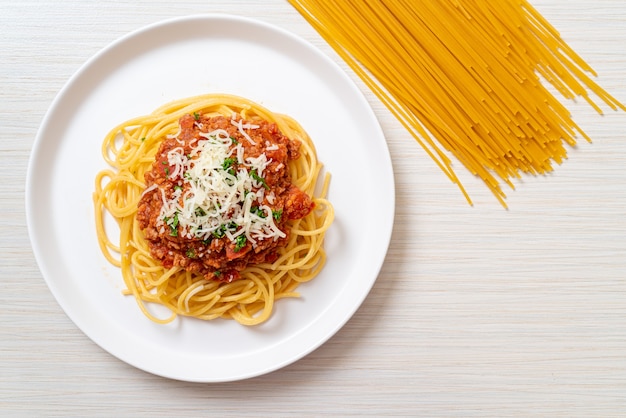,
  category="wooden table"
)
[2,0,625,416]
